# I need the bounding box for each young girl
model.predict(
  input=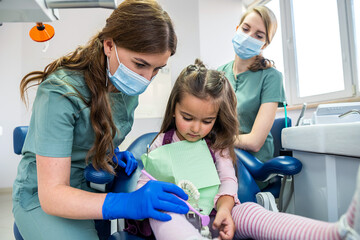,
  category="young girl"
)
[136,59,360,240]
